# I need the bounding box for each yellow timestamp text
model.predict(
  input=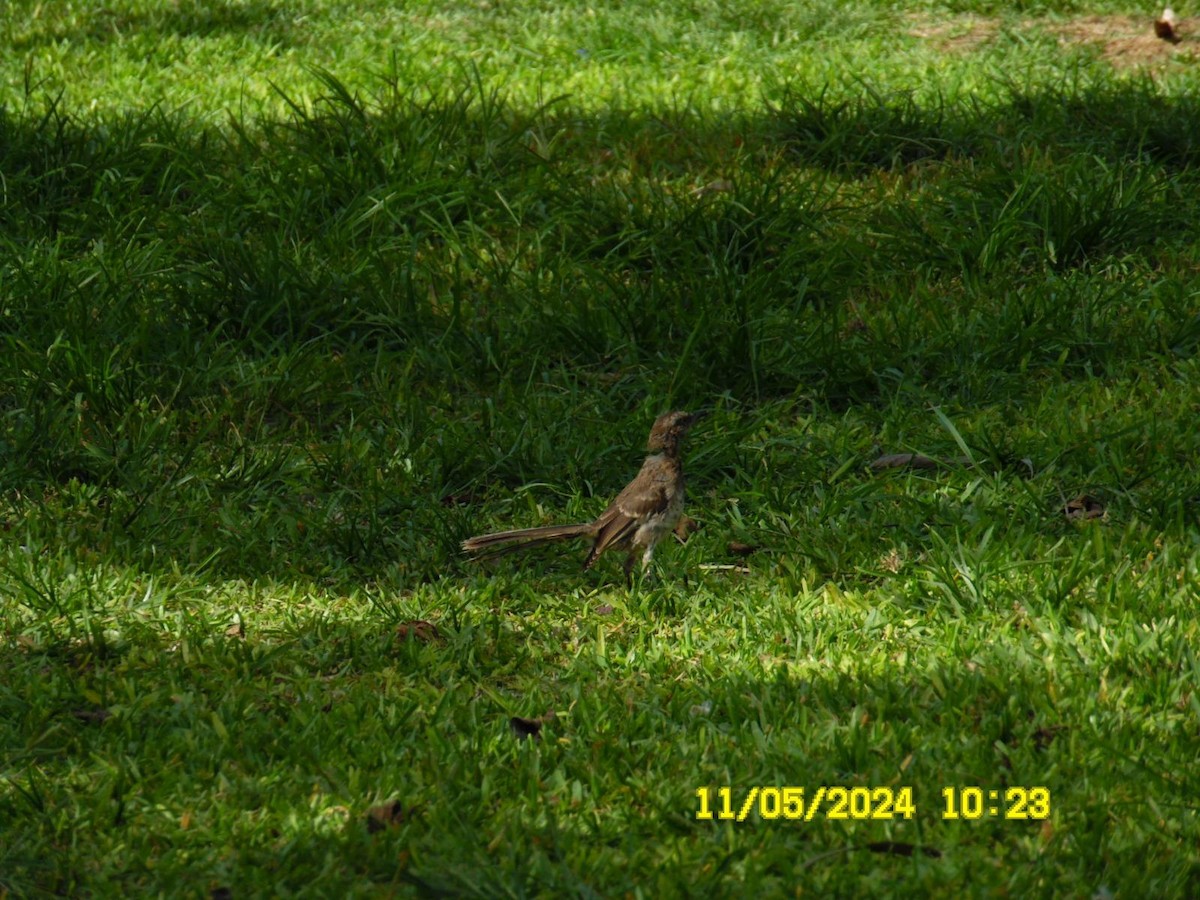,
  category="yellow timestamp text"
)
[695,786,917,822]
[941,786,1050,820]
[694,786,1052,822]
